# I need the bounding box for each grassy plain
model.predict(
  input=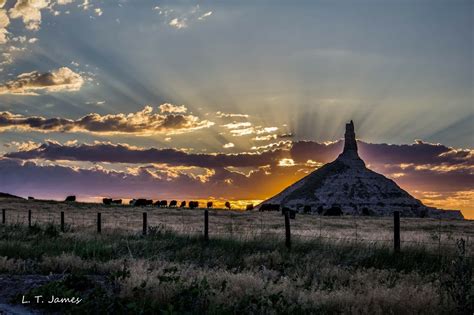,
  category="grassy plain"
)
[0,198,472,314]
